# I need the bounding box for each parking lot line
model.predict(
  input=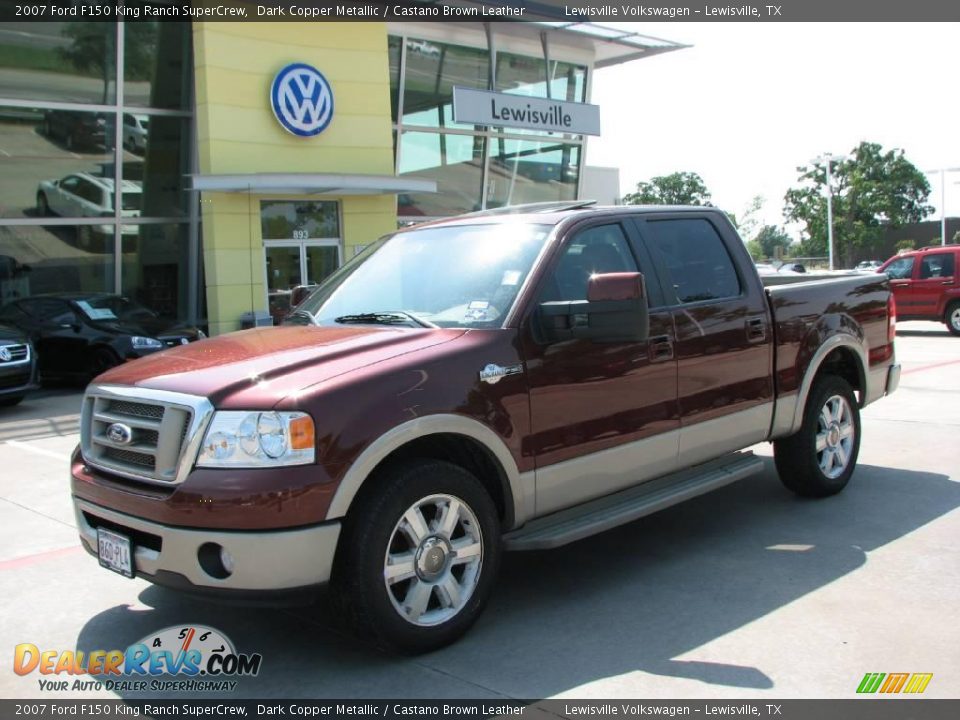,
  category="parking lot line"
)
[902,357,960,375]
[4,440,70,461]
[0,545,81,571]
